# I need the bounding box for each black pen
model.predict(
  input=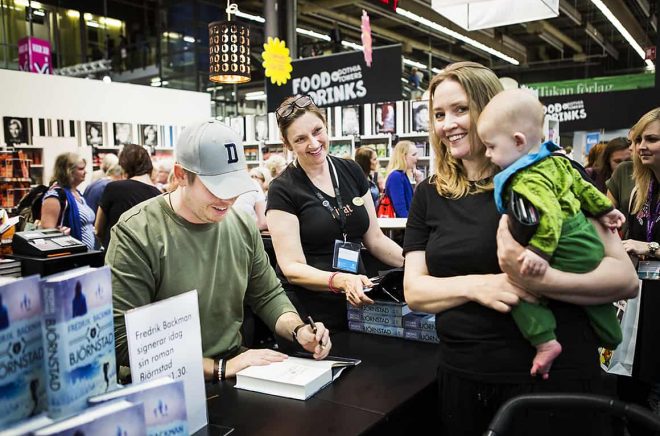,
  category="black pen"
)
[307,316,324,349]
